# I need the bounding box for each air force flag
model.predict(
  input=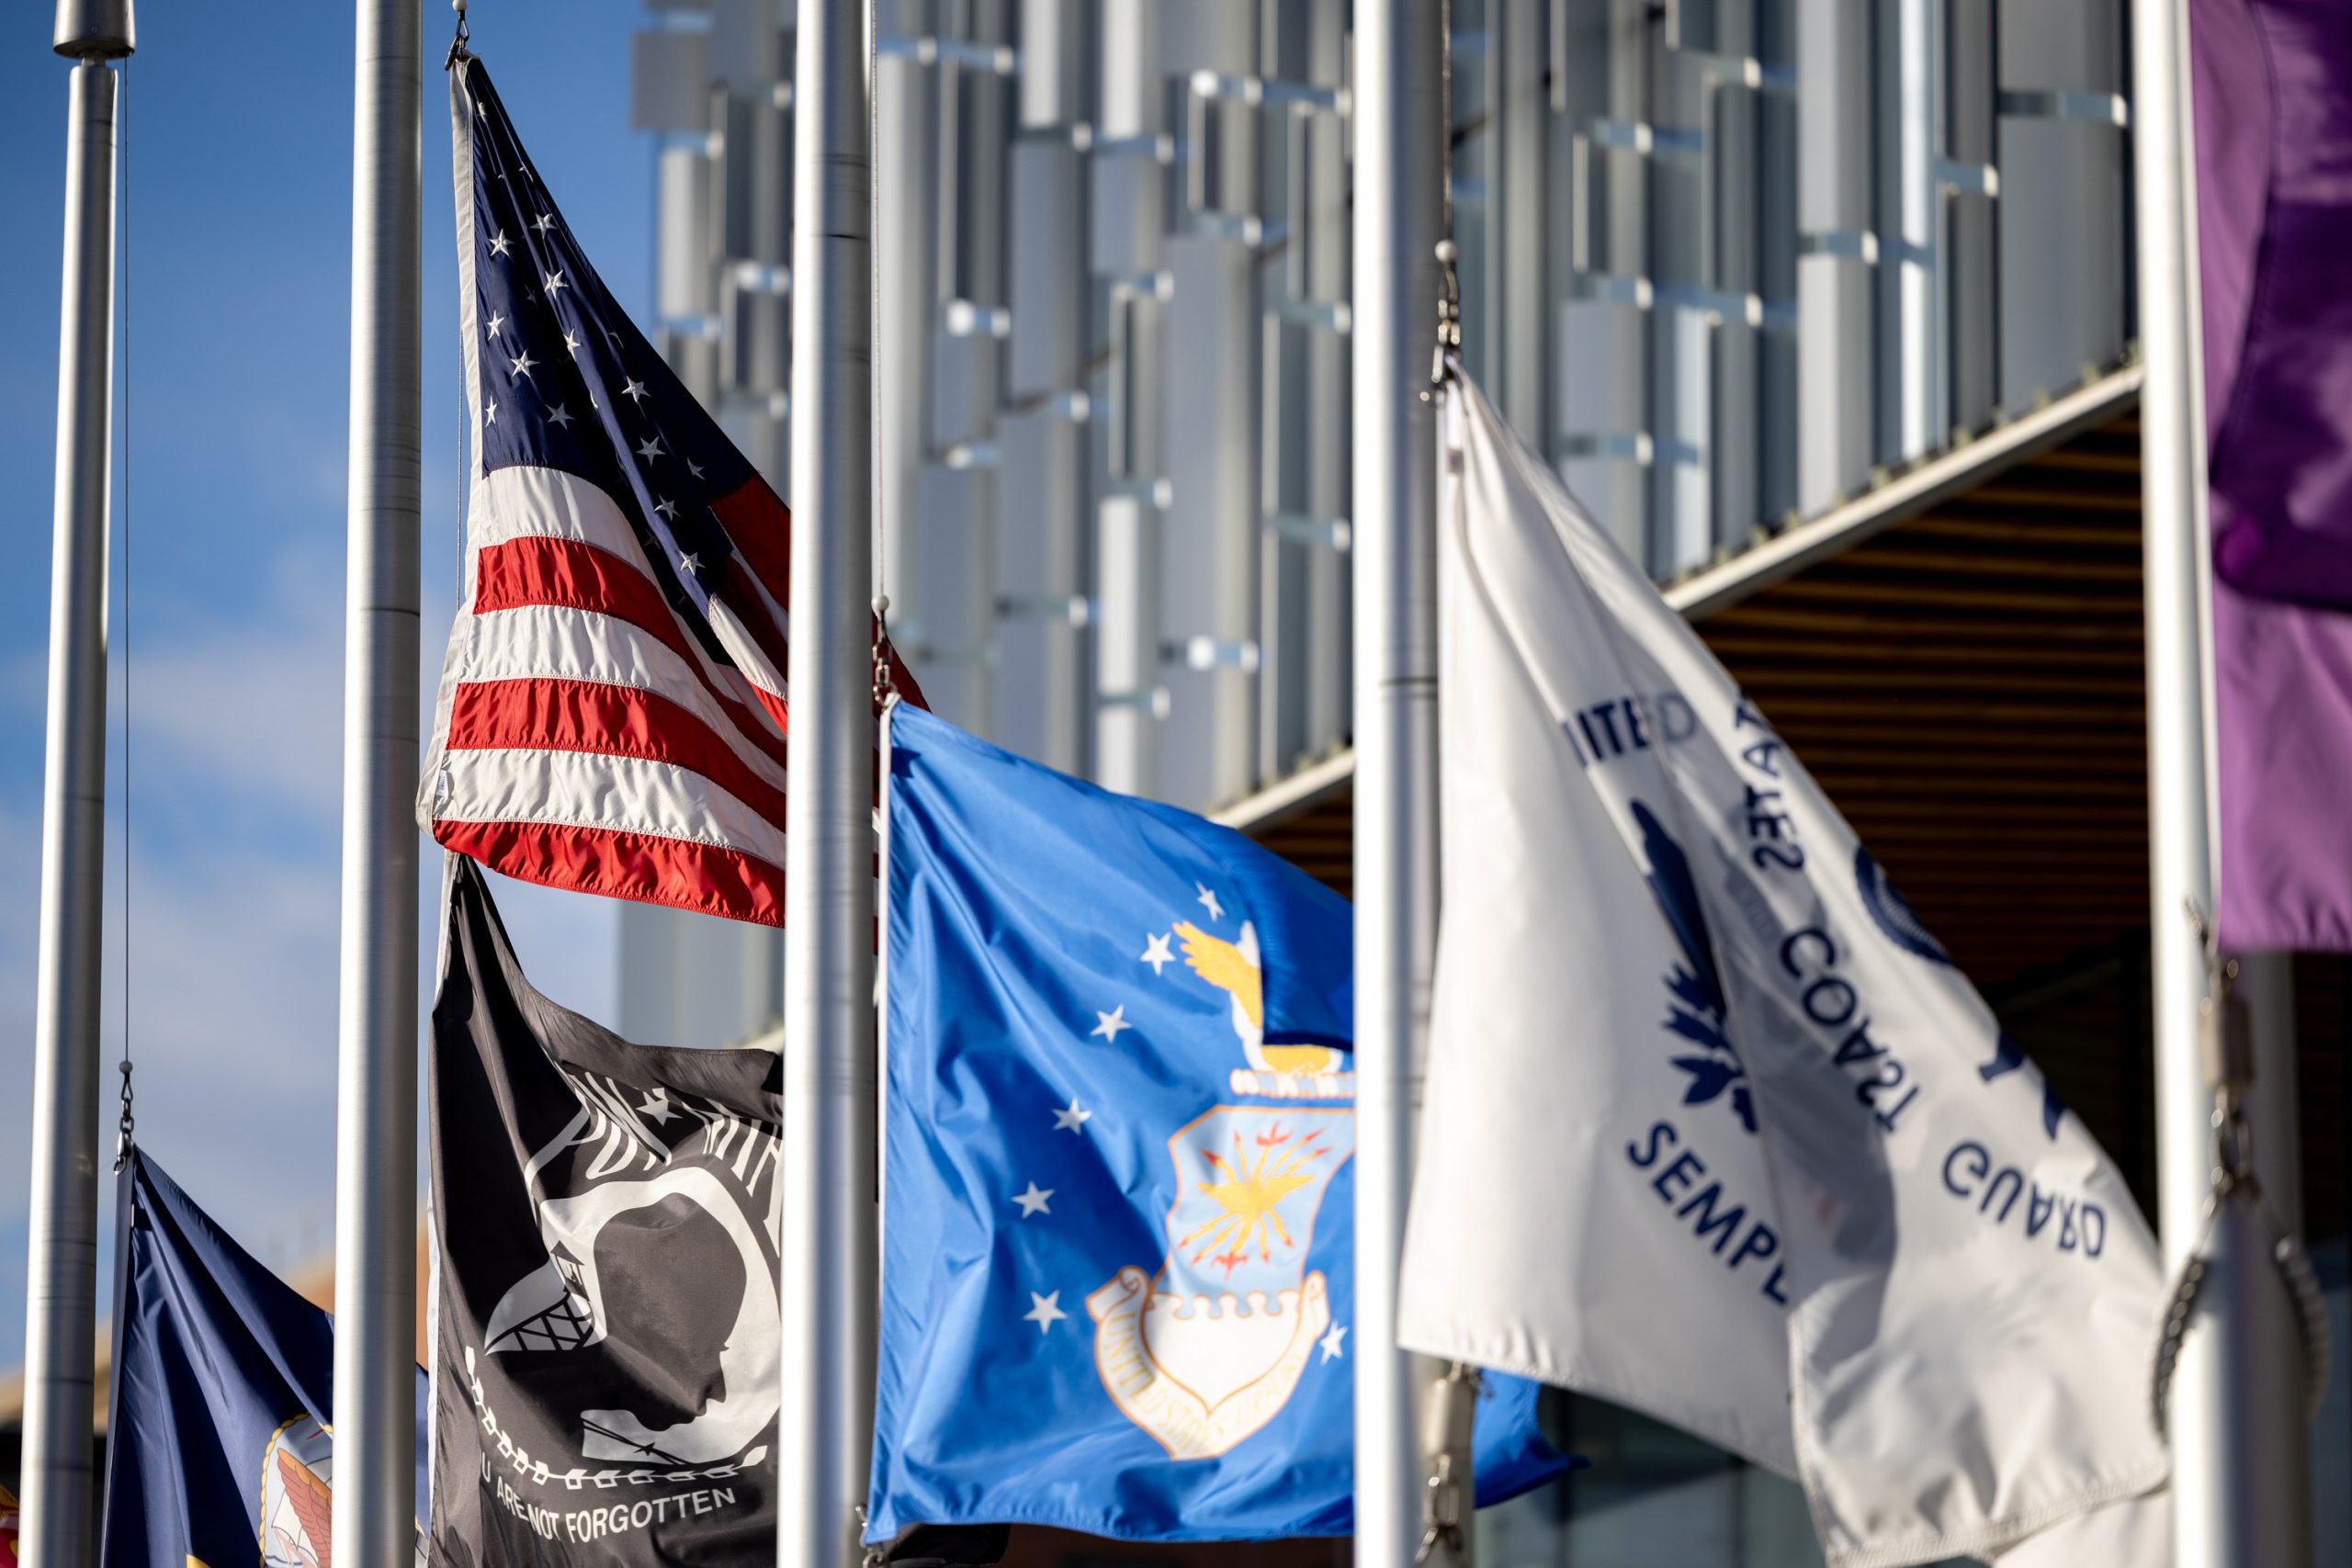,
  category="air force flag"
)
[1398,372,2168,1566]
[100,1149,428,1568]
[868,705,1567,1542]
